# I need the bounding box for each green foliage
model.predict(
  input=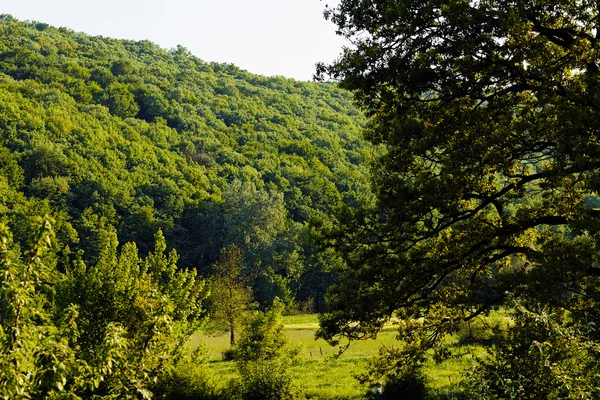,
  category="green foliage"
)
[464,300,600,399]
[0,216,56,399]
[0,15,375,310]
[235,298,302,400]
[222,180,285,251]
[455,313,506,346]
[235,298,299,362]
[369,368,430,400]
[219,180,298,307]
[205,245,255,345]
[153,346,225,400]
[317,0,600,391]
[0,218,207,399]
[0,217,133,399]
[111,60,135,77]
[101,82,139,118]
[237,360,301,400]
[0,145,24,189]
